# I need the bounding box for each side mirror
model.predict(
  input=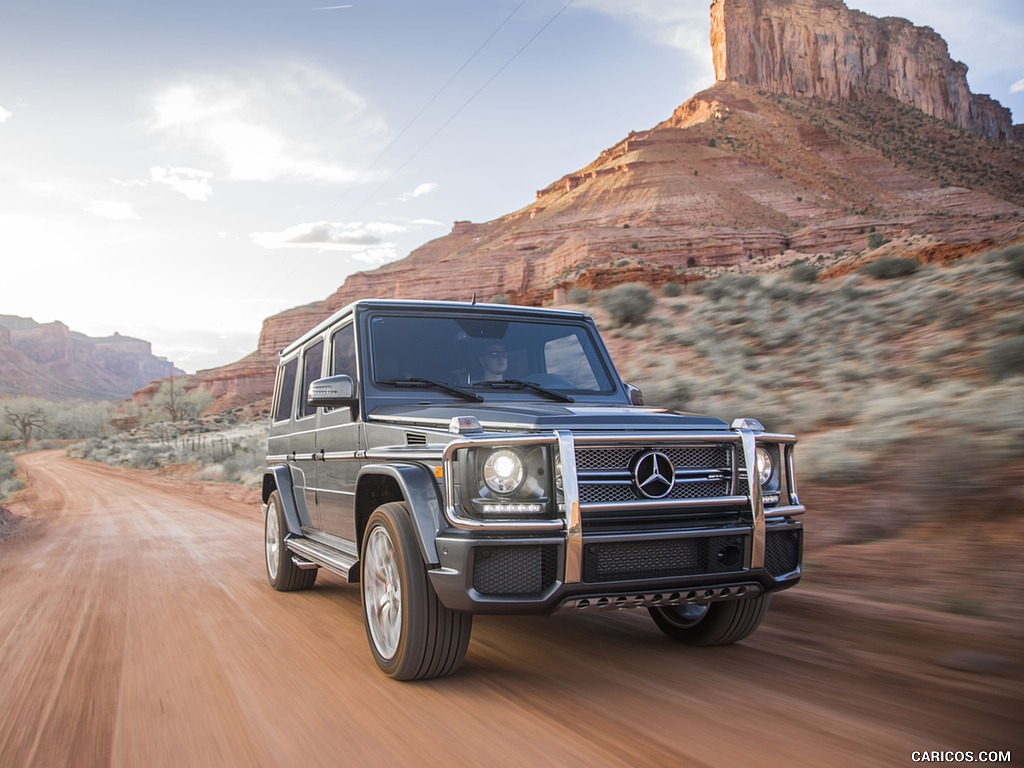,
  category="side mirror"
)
[307,374,357,409]
[625,383,644,406]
